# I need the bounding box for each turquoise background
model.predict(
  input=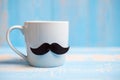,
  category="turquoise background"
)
[6,0,120,47]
